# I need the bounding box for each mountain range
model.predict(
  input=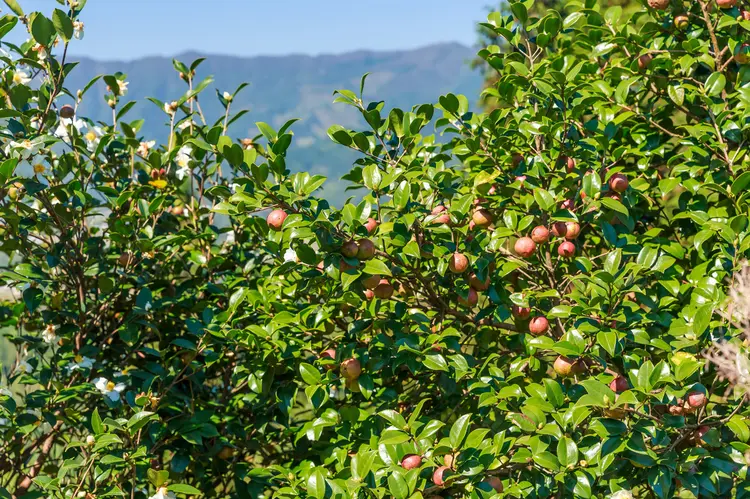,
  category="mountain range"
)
[62,43,483,205]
